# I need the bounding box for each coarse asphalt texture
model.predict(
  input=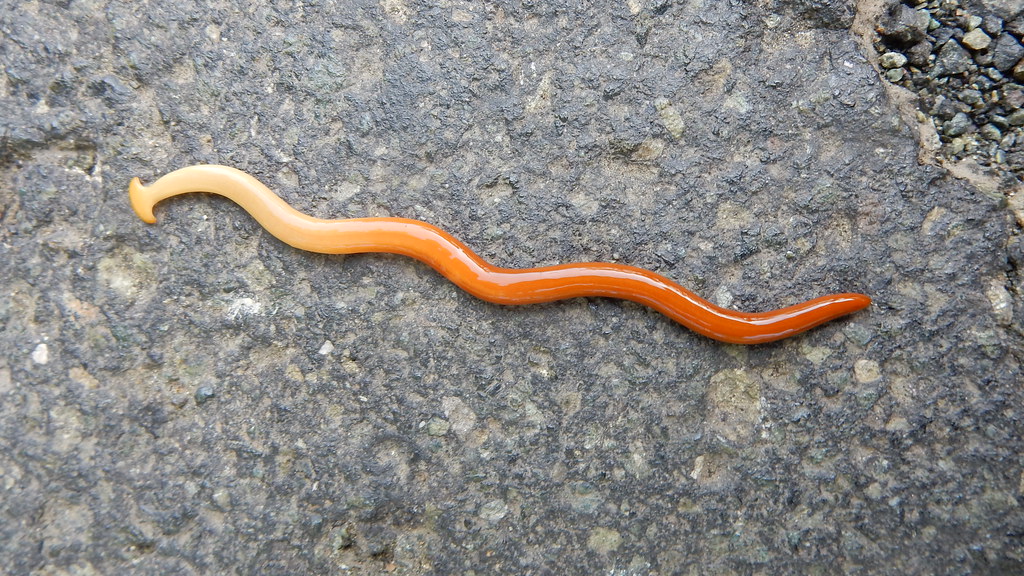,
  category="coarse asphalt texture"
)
[2,0,1023,574]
